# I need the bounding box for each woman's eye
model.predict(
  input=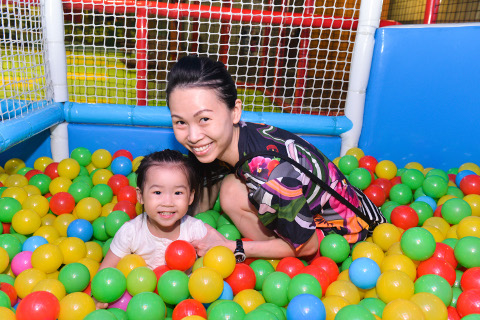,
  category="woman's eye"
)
[175,120,185,125]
